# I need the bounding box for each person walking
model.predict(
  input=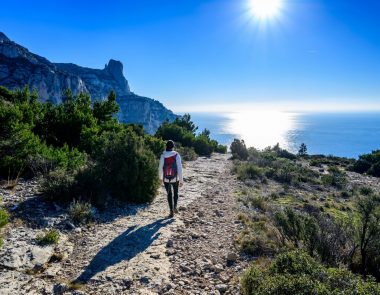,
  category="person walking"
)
[159,140,183,218]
